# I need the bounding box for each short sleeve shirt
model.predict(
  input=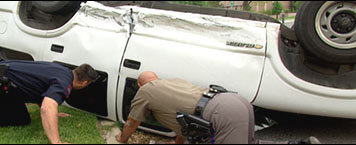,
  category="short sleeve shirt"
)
[128,79,207,136]
[2,60,73,105]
